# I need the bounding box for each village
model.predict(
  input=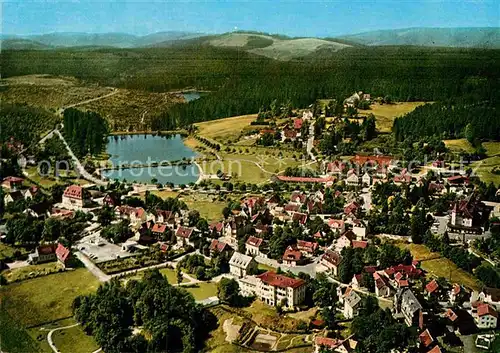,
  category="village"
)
[1,90,500,353]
